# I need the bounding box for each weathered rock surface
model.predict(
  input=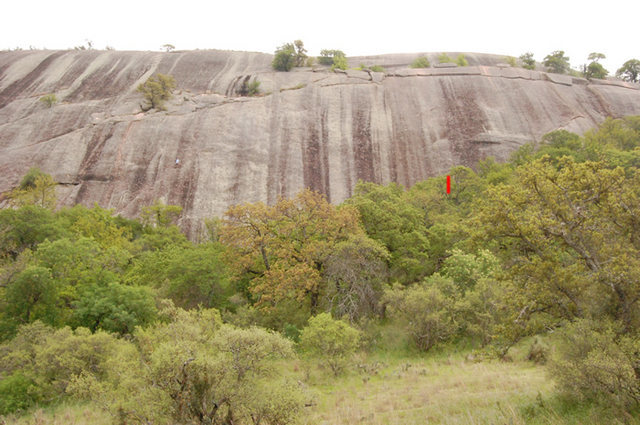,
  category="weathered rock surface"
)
[1,50,639,235]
